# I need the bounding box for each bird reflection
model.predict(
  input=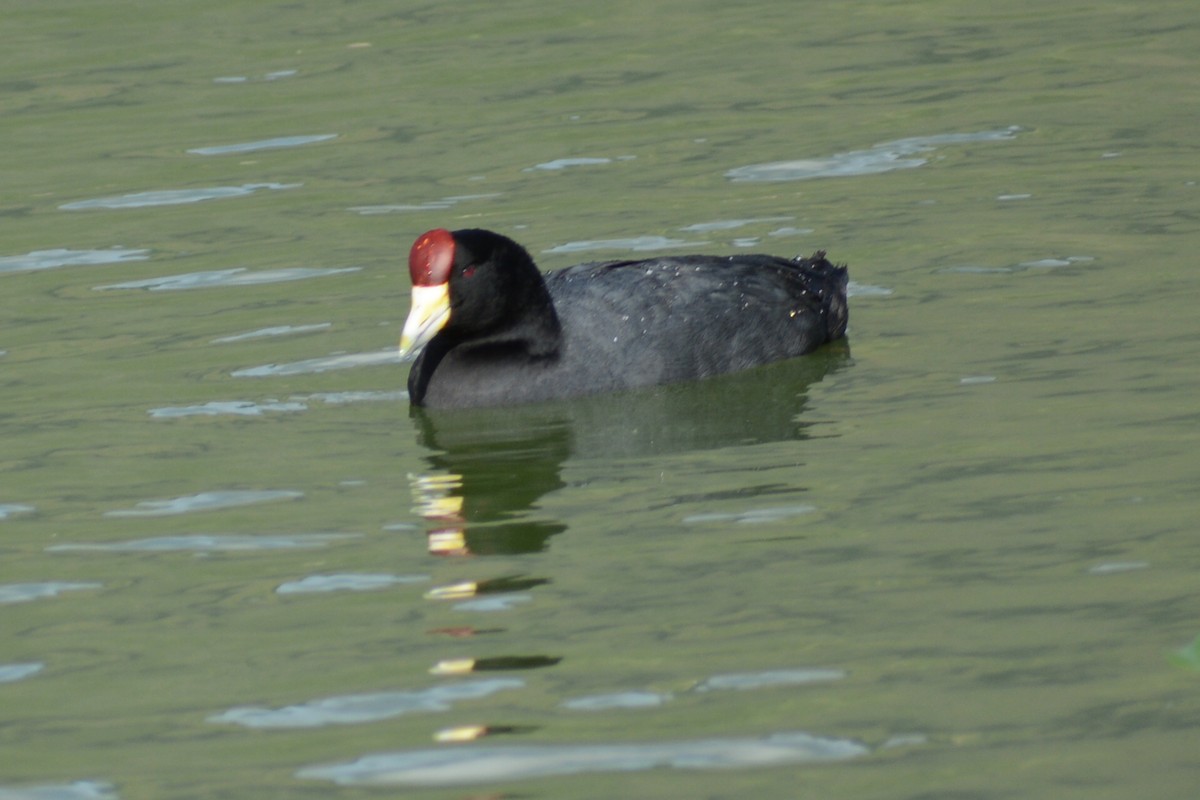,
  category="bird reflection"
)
[408,410,569,556]
[405,346,848,741]
[425,577,551,600]
[407,344,848,557]
[430,655,564,676]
